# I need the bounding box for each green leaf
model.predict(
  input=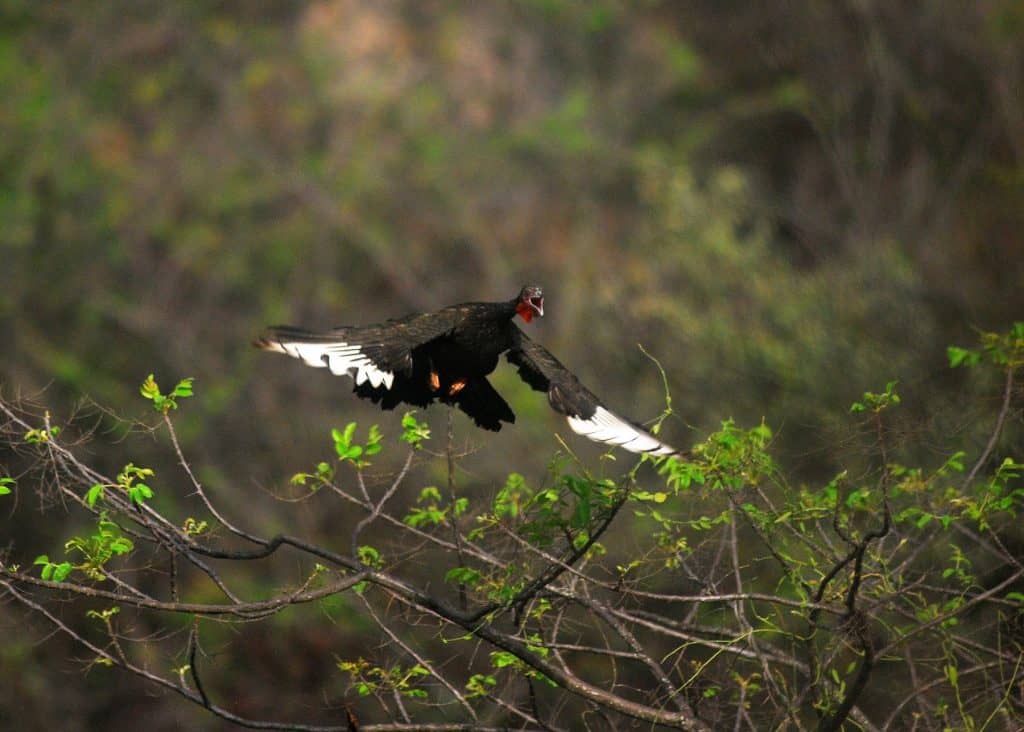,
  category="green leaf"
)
[490,651,519,669]
[109,537,134,555]
[945,664,958,686]
[445,567,482,585]
[24,426,60,444]
[400,412,431,448]
[357,545,382,567]
[466,673,497,697]
[419,486,442,503]
[140,374,161,401]
[750,422,773,442]
[33,555,72,583]
[171,377,195,398]
[86,483,105,507]
[947,346,980,368]
[365,424,383,456]
[943,451,966,474]
[183,518,208,536]
[0,477,12,496]
[128,484,154,505]
[87,607,120,622]
[138,375,191,412]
